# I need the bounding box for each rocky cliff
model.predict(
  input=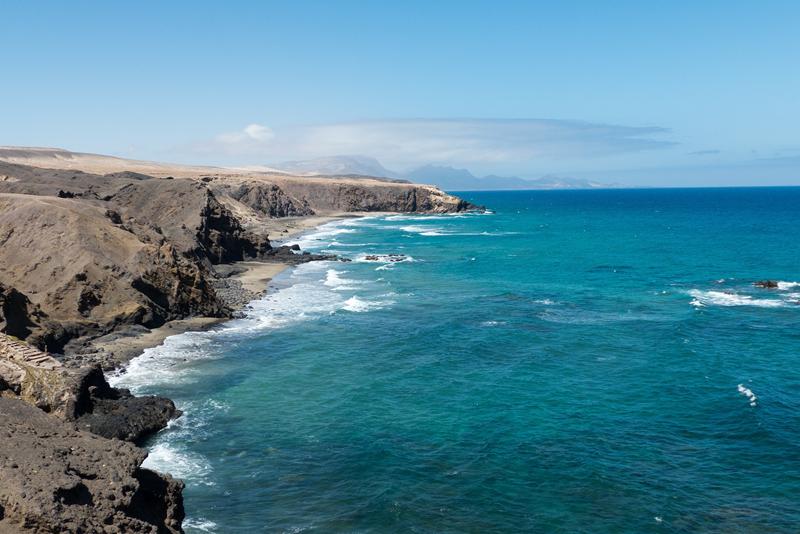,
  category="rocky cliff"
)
[0,154,476,353]
[0,396,184,534]
[0,334,182,532]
